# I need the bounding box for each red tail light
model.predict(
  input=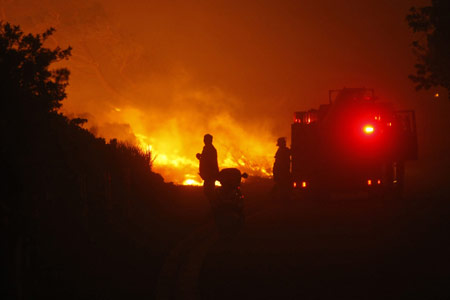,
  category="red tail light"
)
[294,181,308,188]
